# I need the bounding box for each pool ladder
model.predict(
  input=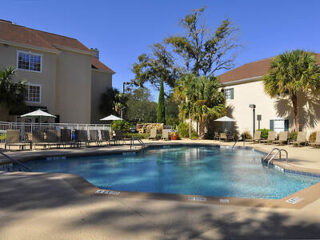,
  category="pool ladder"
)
[0,149,32,172]
[130,136,145,149]
[263,148,288,166]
